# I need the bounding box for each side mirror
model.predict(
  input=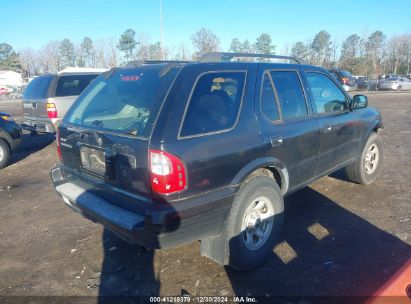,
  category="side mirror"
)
[351,95,368,110]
